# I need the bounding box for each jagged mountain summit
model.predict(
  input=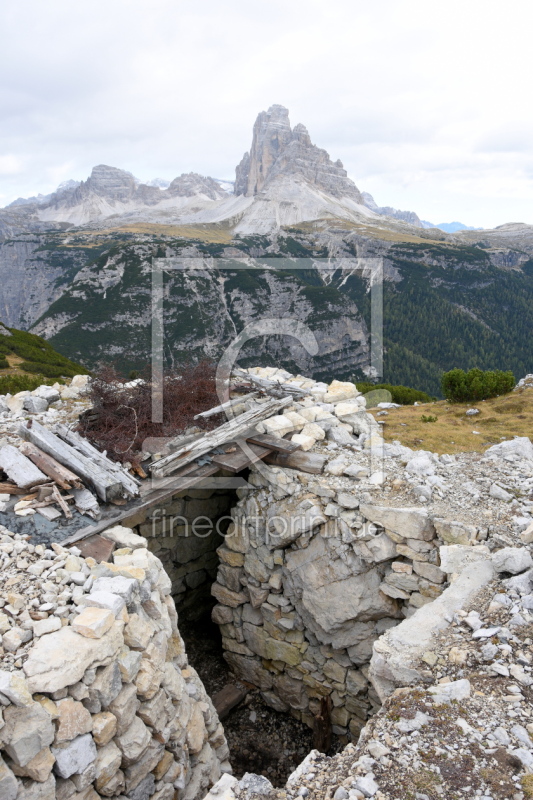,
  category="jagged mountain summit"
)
[235,104,363,201]
[1,105,380,234]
